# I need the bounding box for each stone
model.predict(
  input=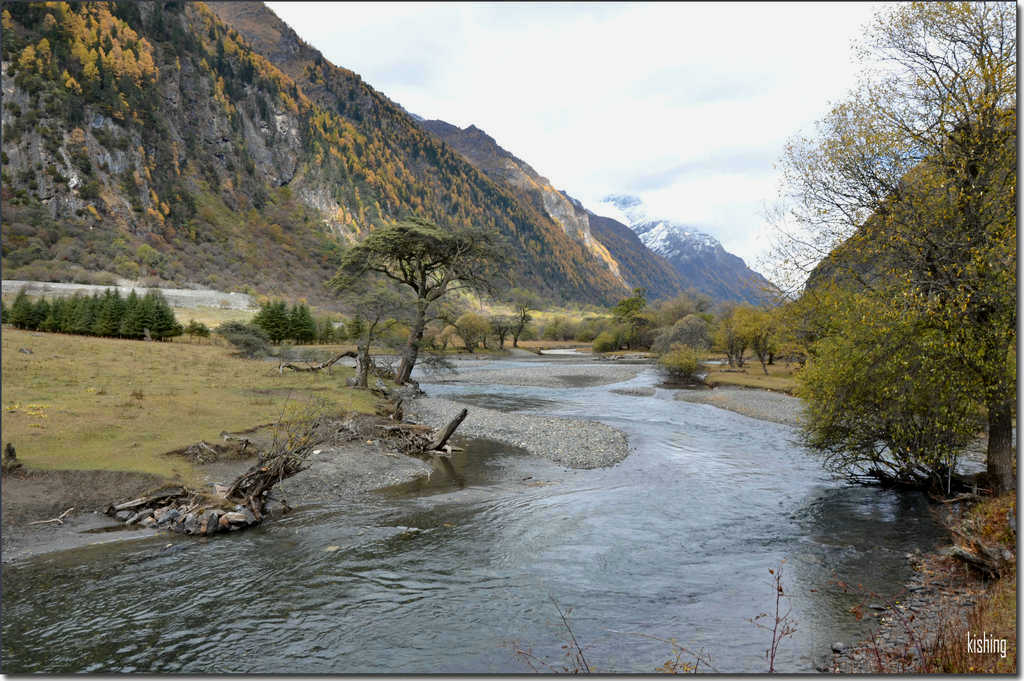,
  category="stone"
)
[831,642,845,654]
[154,507,180,525]
[115,510,133,521]
[202,510,221,535]
[219,514,231,528]
[869,603,885,610]
[221,511,248,524]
